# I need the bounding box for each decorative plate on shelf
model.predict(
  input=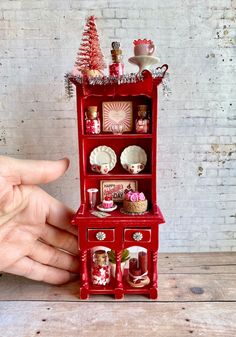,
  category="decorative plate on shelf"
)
[120,145,147,171]
[97,204,118,212]
[89,146,117,172]
[102,101,133,132]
